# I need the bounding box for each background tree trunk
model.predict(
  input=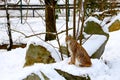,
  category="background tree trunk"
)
[5,0,13,51]
[45,0,57,41]
[73,0,76,39]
